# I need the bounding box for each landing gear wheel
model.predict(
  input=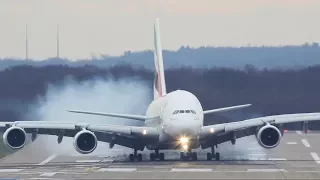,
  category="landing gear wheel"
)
[180,152,184,160]
[215,152,220,161]
[150,153,155,161]
[206,153,212,161]
[192,152,197,161]
[159,153,165,161]
[129,154,134,162]
[137,153,142,161]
